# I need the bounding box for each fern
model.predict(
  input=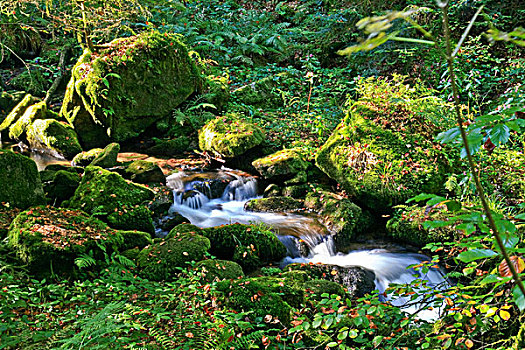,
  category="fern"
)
[218,330,268,350]
[74,253,96,270]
